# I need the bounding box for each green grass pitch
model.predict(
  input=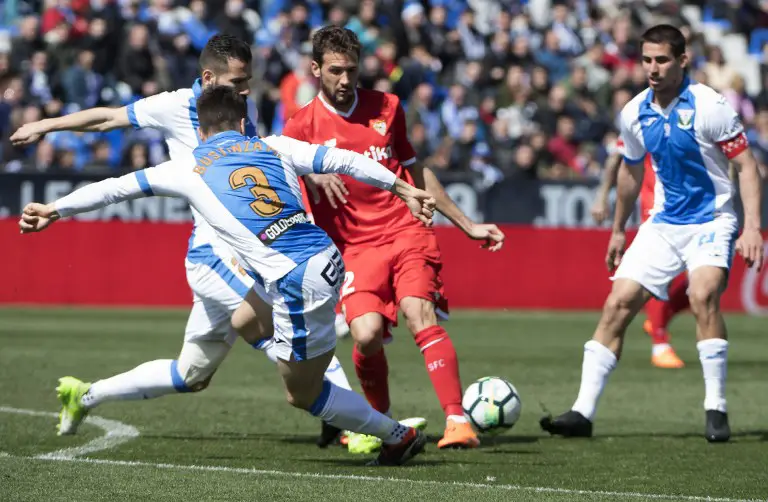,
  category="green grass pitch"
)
[0,308,766,501]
